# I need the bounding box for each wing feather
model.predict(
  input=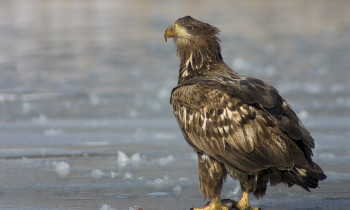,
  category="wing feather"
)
[171,76,313,173]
